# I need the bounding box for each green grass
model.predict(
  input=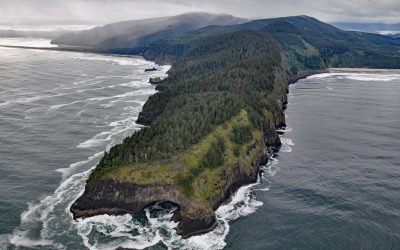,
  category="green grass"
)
[93,109,267,203]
